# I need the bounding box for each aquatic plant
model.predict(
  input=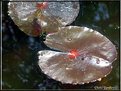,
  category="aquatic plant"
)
[8,0,117,85]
